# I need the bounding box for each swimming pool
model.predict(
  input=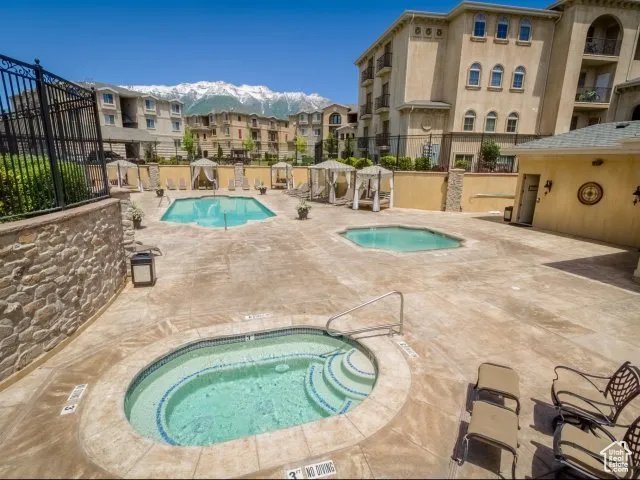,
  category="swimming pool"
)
[341,226,461,252]
[124,328,377,446]
[161,196,275,228]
